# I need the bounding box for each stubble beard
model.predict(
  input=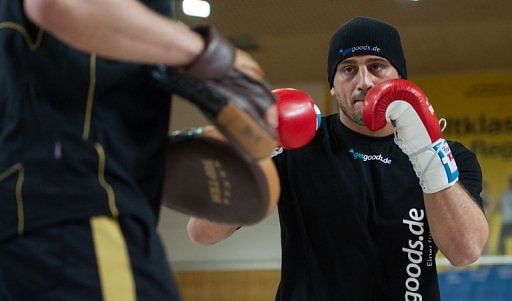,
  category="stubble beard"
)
[338,98,365,126]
